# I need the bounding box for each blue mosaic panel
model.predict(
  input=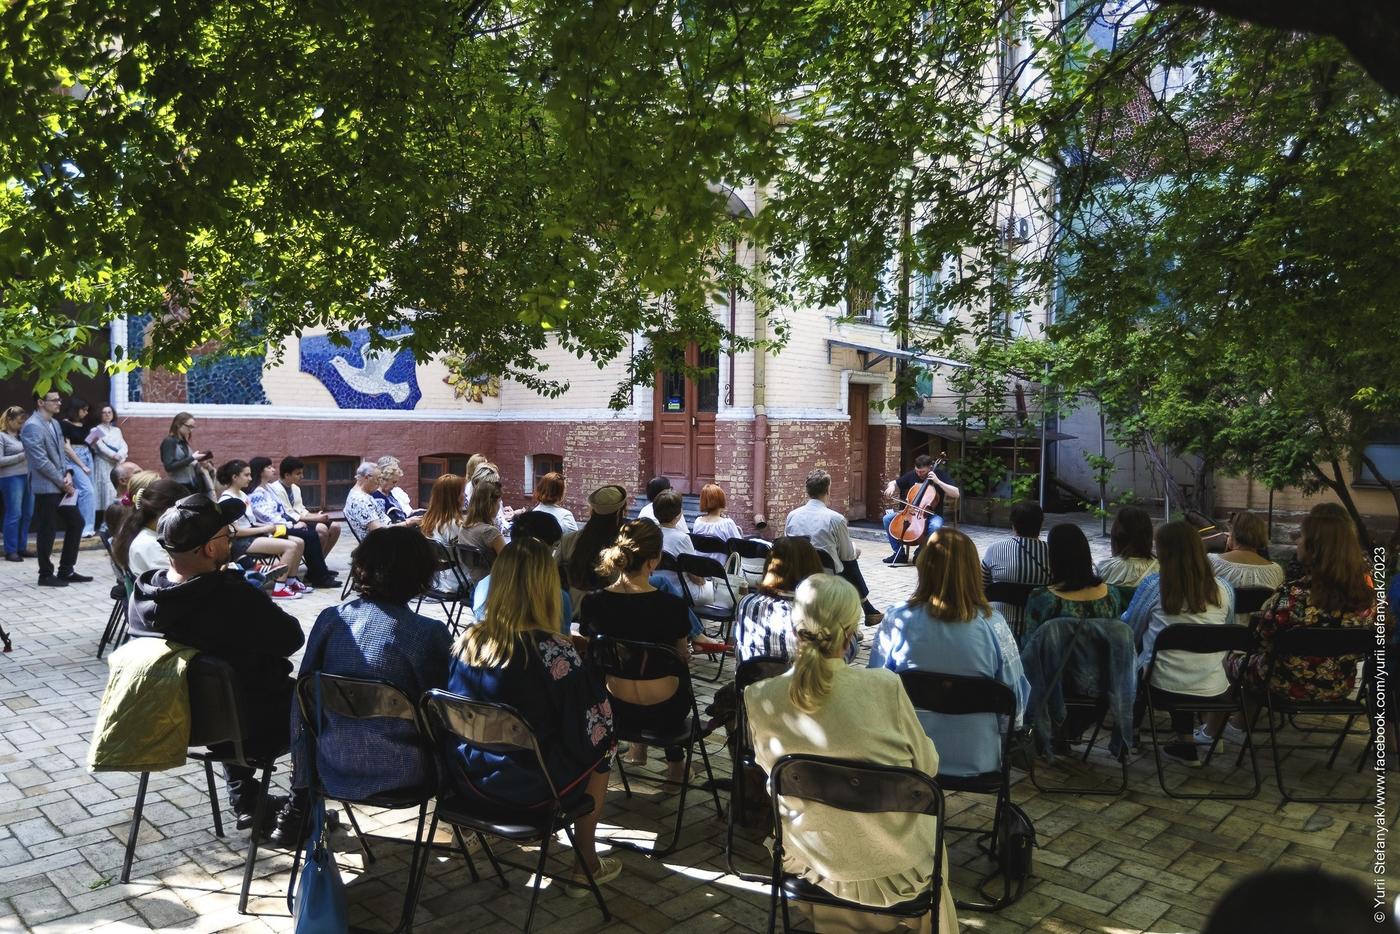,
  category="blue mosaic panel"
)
[126,312,152,403]
[299,328,422,410]
[187,354,270,405]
